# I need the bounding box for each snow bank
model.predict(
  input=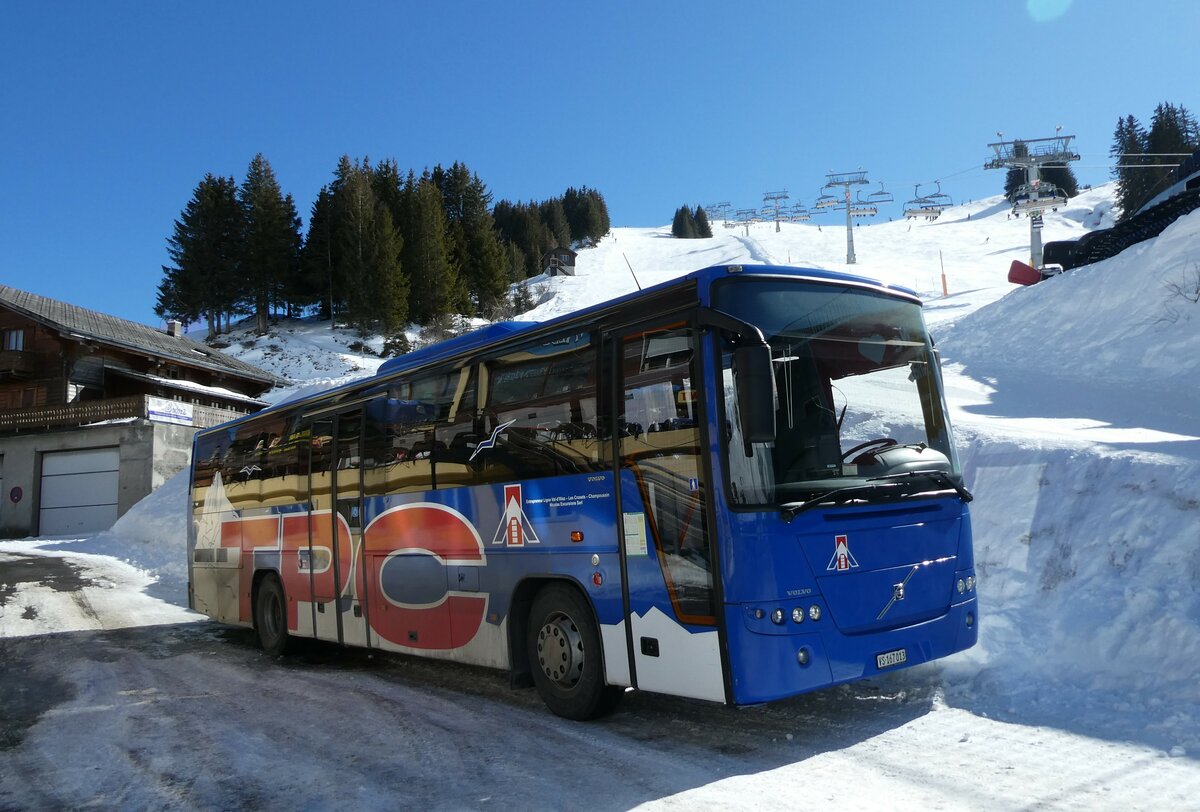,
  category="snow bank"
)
[43,470,190,605]
[940,209,1200,405]
[950,442,1200,751]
